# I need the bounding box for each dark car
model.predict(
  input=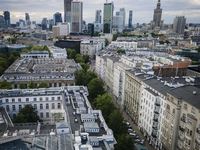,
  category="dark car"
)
[140,139,145,145]
[135,139,140,144]
[134,135,139,139]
